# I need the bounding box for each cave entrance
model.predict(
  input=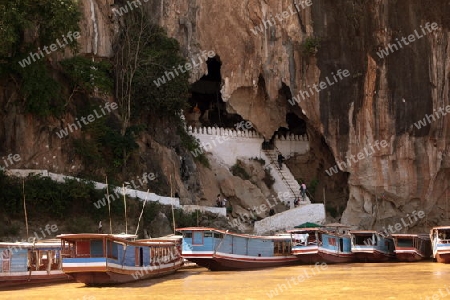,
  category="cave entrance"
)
[263,113,308,150]
[186,56,243,128]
